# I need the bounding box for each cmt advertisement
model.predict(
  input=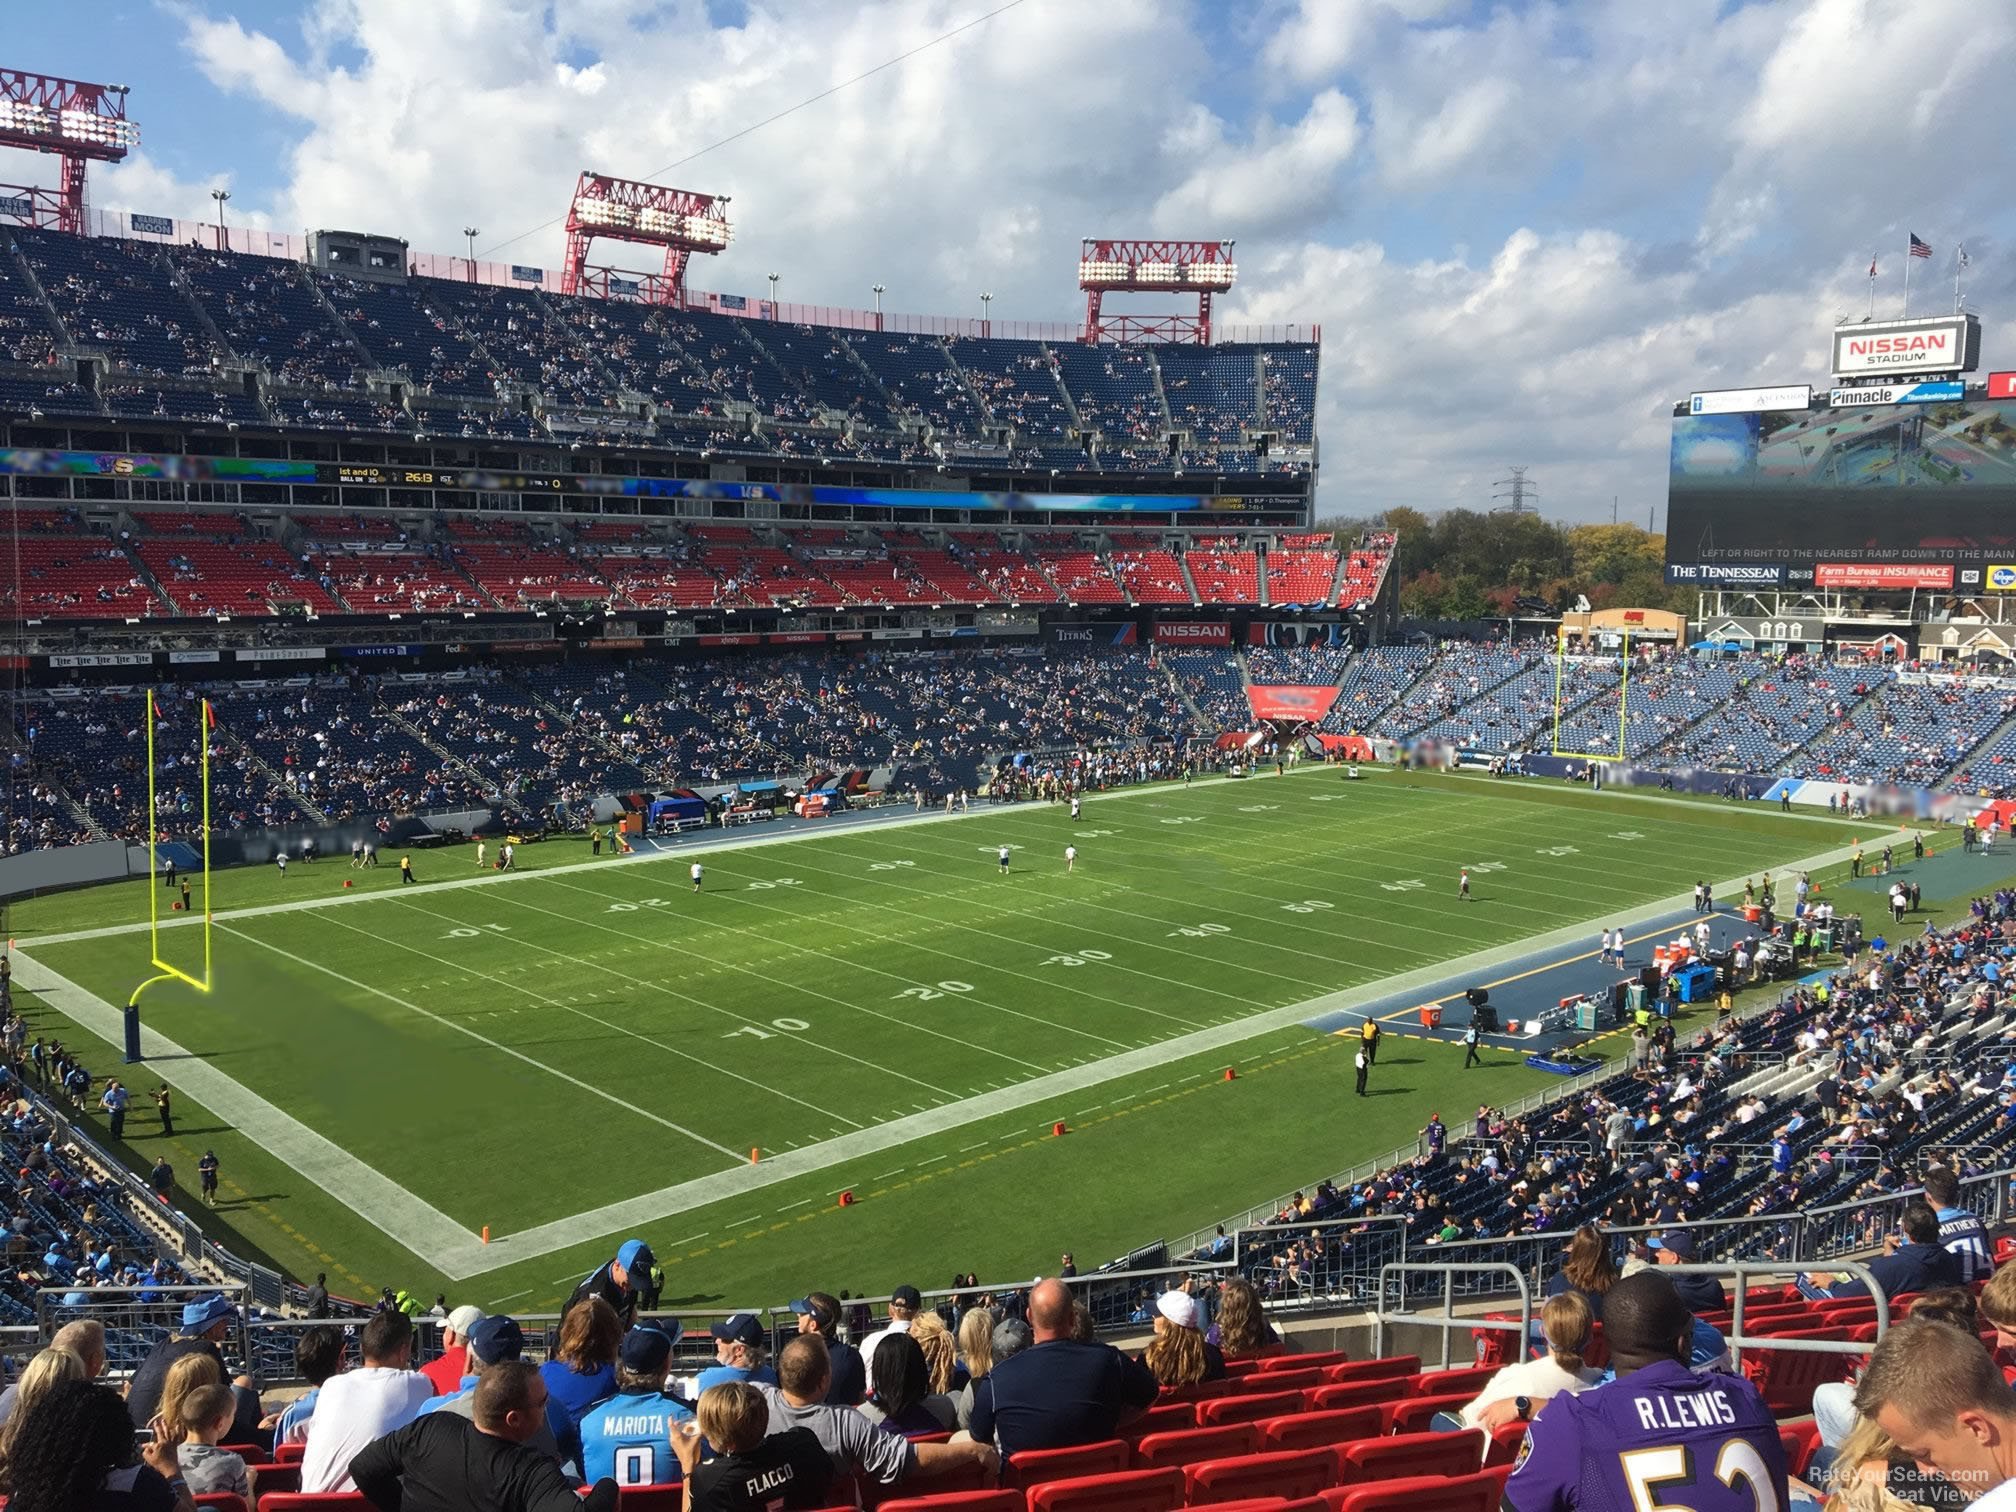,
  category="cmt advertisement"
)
[1666,396,2016,579]
[1831,315,1979,379]
[1153,621,1232,645]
